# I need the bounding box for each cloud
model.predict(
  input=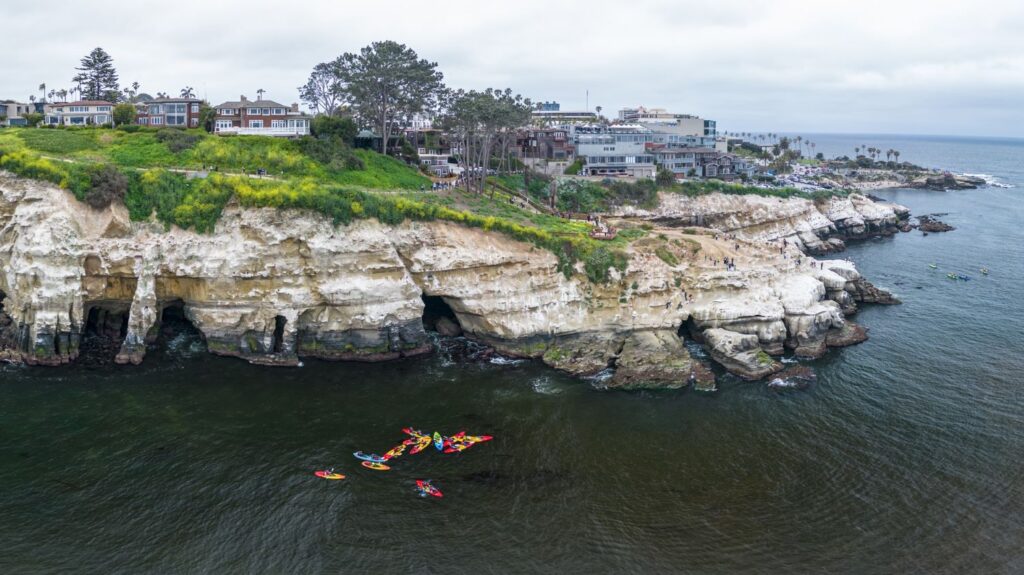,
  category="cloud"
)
[1,0,1022,136]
